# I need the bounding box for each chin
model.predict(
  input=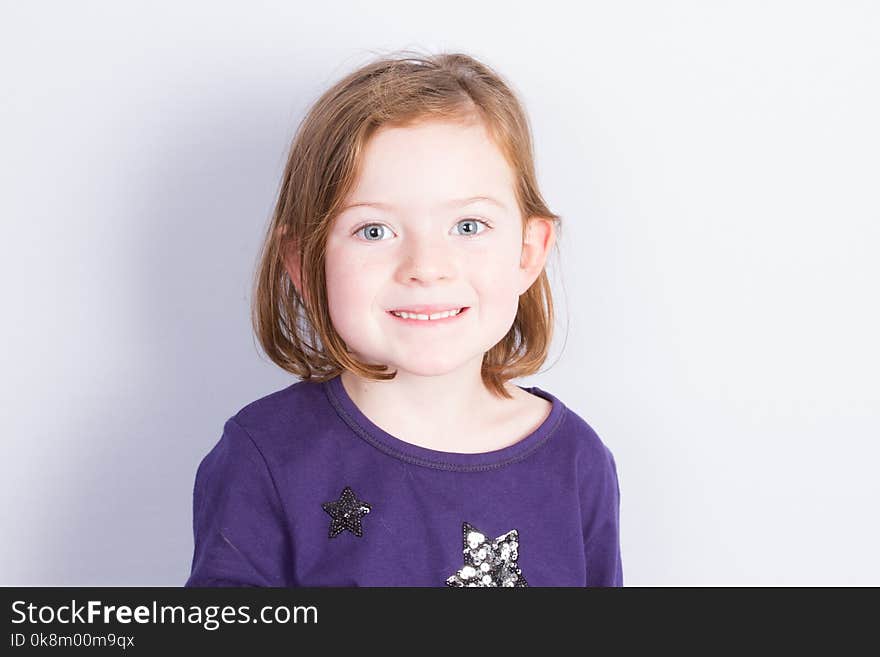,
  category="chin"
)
[381,356,472,378]
[393,363,465,378]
